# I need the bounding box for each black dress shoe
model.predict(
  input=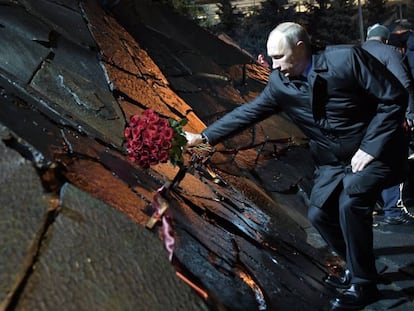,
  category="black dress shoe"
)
[330,283,379,310]
[384,209,414,225]
[324,269,352,289]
